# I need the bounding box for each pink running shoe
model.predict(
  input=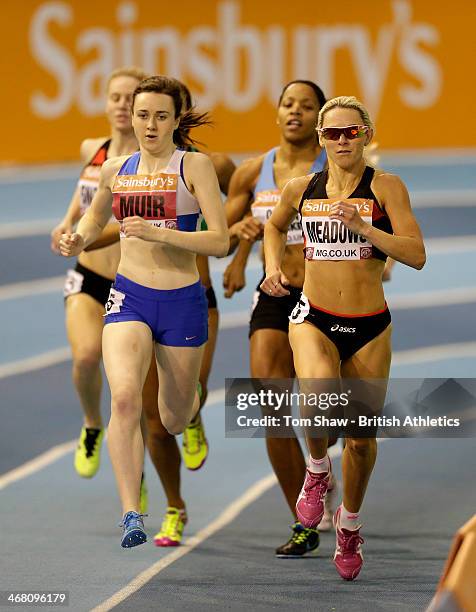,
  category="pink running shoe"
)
[296,467,331,528]
[320,472,339,532]
[333,506,364,581]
